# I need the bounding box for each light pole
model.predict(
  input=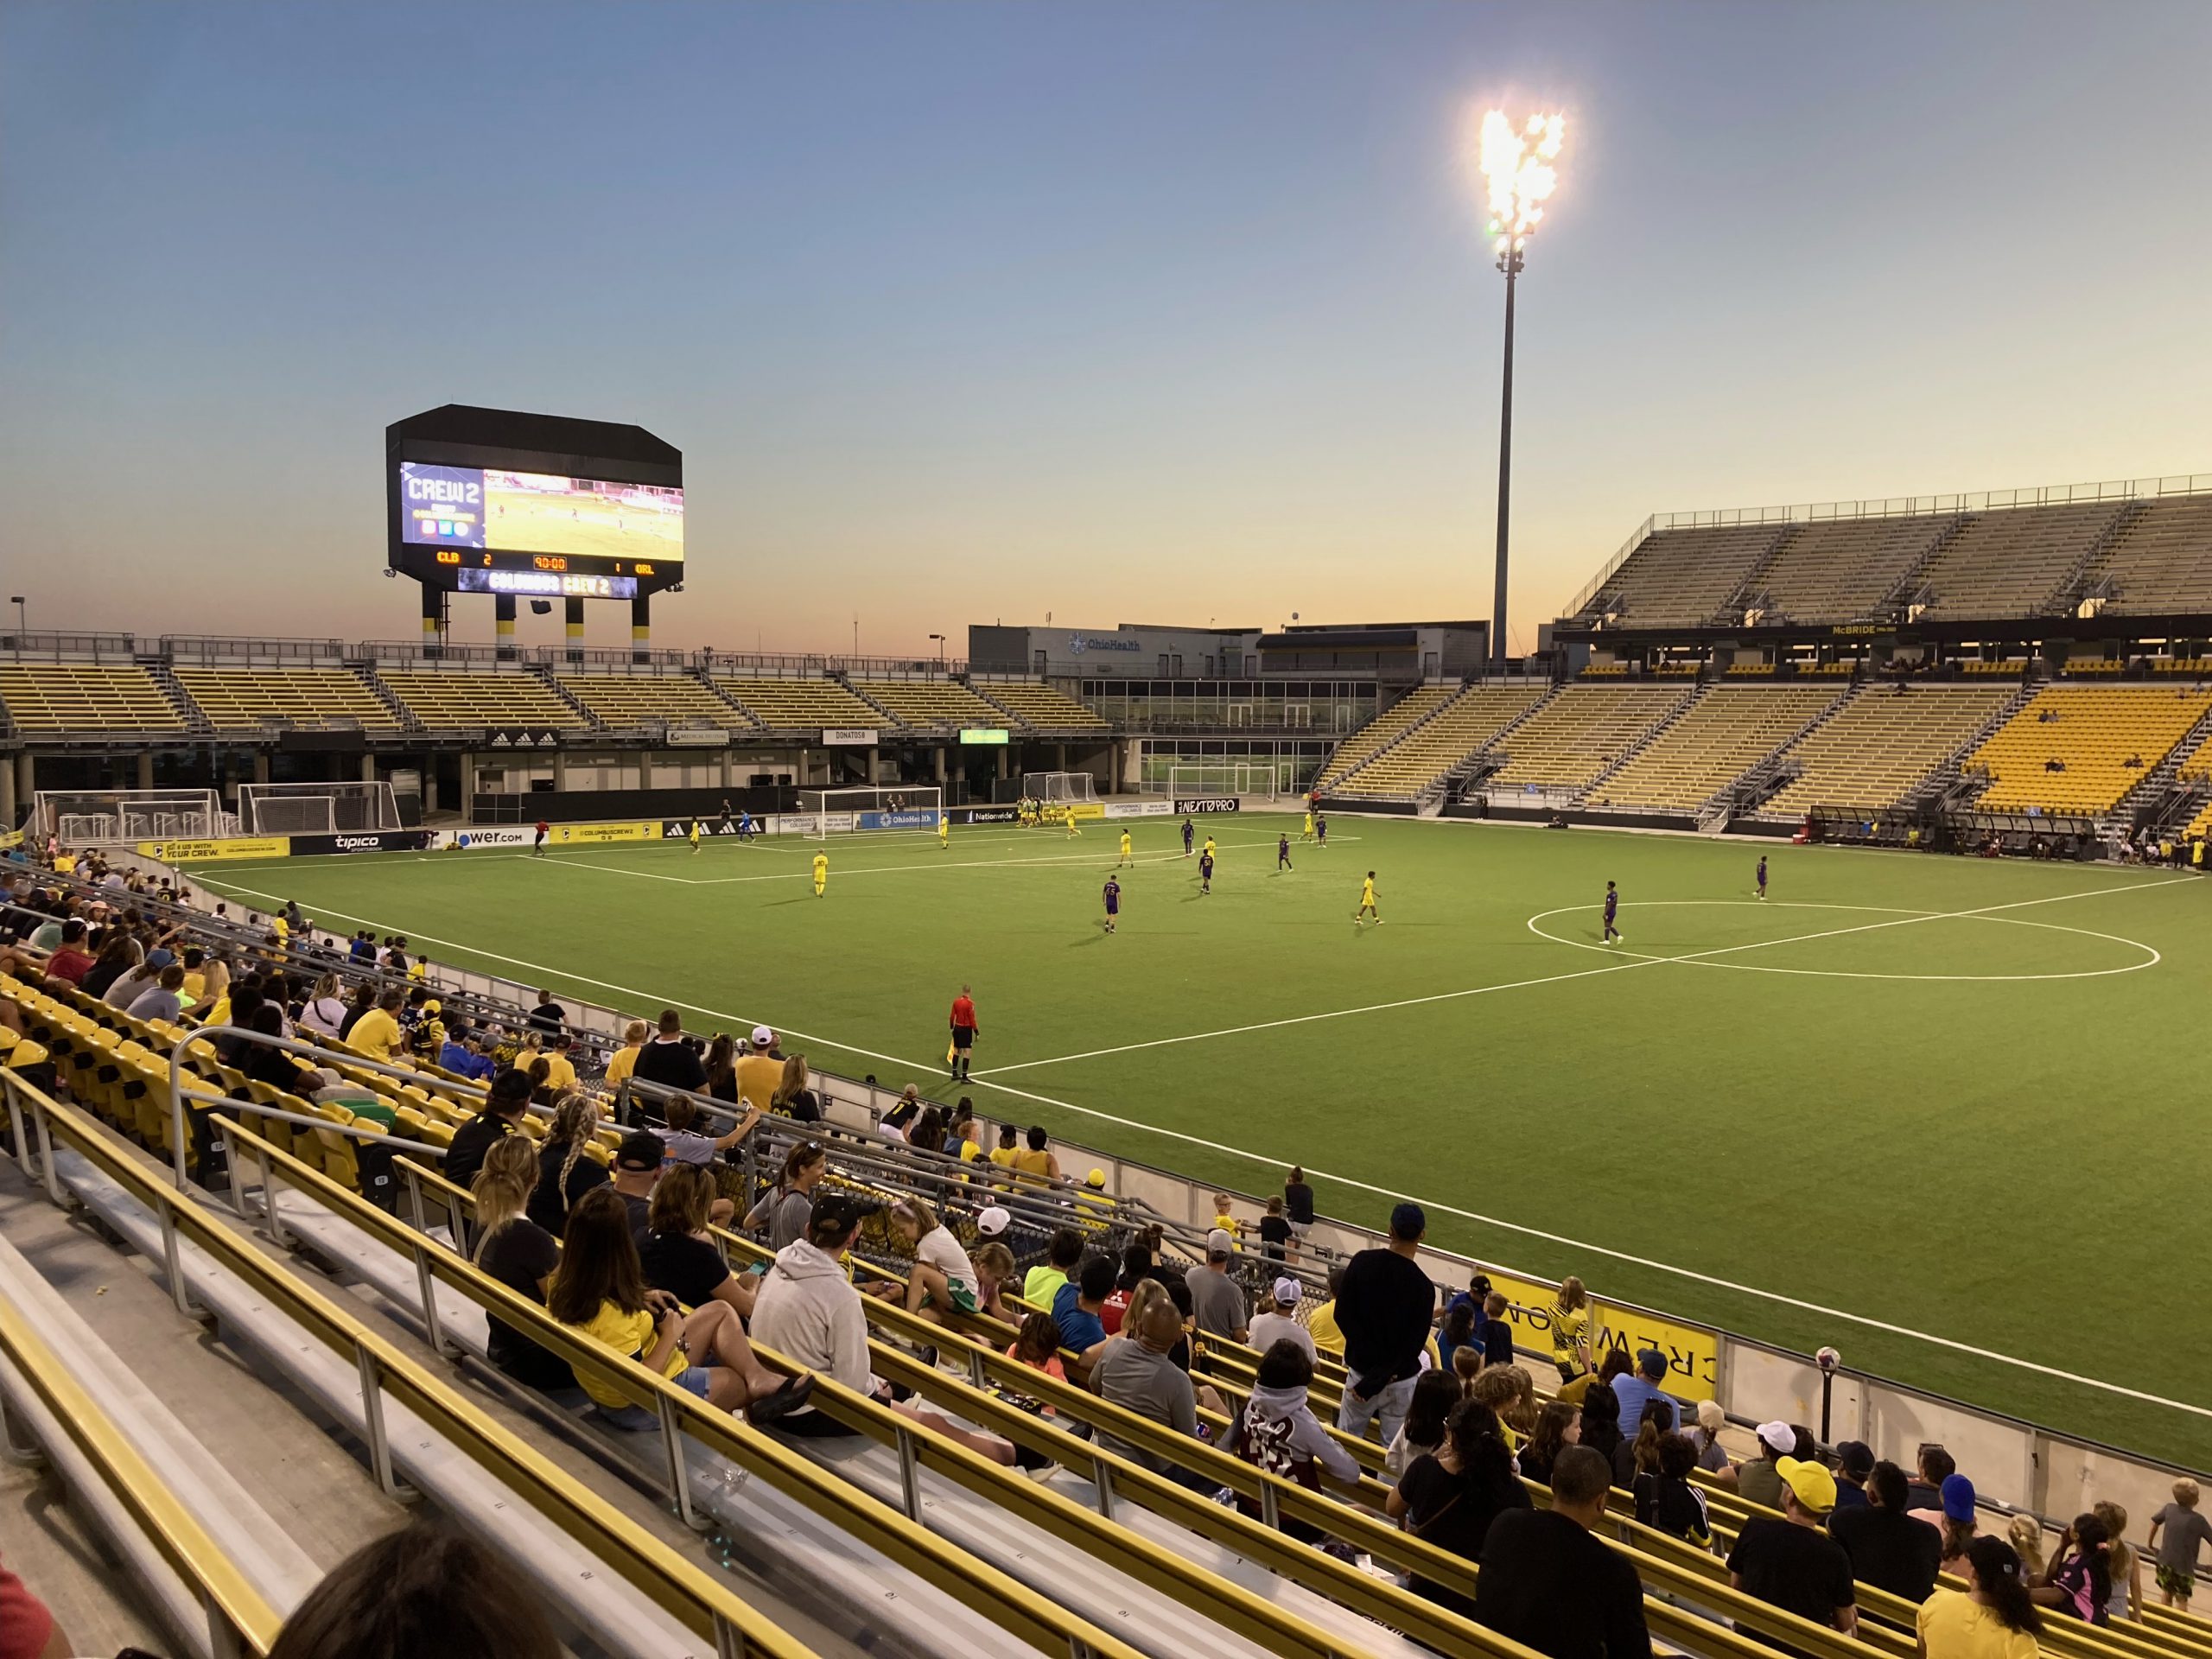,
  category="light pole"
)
[928,632,946,672]
[8,597,22,645]
[1478,110,1566,671]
